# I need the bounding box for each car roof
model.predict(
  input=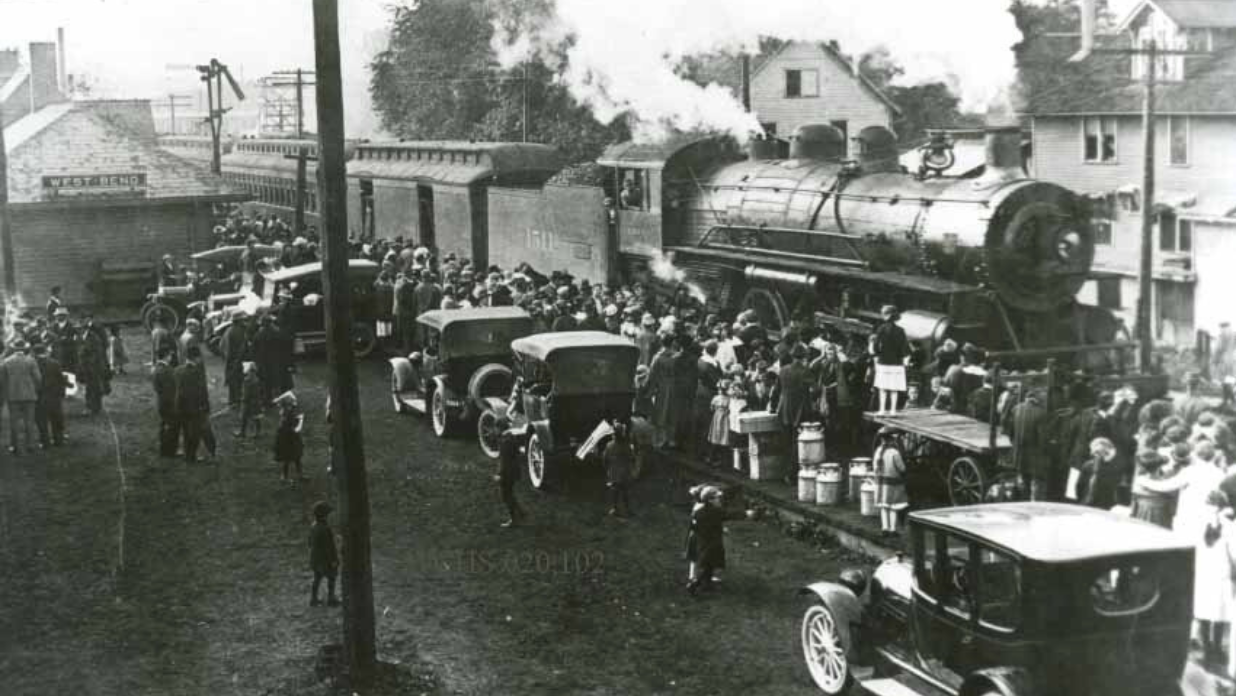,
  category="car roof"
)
[910,503,1193,563]
[263,259,379,283]
[417,306,531,330]
[510,331,638,361]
